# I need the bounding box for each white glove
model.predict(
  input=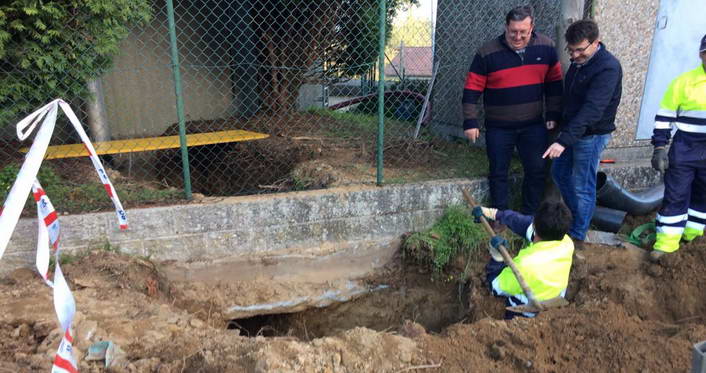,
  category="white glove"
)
[488,245,504,262]
[488,236,507,262]
[481,207,498,220]
[472,206,498,222]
